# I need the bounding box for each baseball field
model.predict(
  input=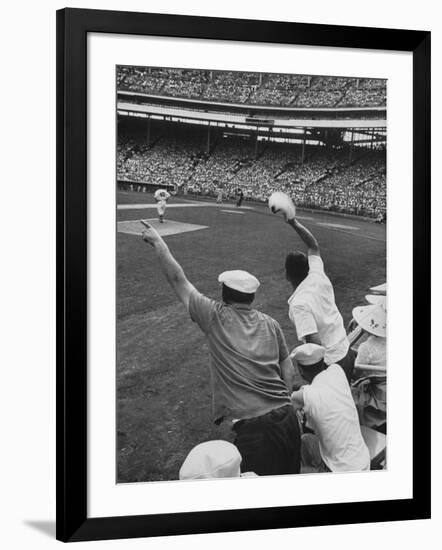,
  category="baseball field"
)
[116,191,386,483]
